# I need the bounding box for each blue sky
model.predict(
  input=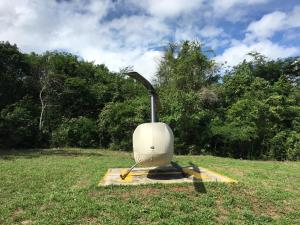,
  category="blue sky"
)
[1,0,300,80]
